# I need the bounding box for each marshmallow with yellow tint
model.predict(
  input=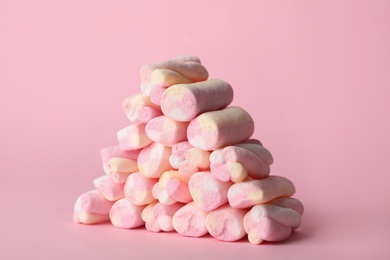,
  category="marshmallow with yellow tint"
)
[228,176,296,209]
[161,79,233,122]
[137,142,172,178]
[124,171,157,205]
[141,202,184,232]
[117,123,153,150]
[243,201,303,245]
[100,145,141,174]
[205,205,247,242]
[93,175,125,201]
[108,157,138,183]
[210,142,273,182]
[109,198,146,229]
[172,201,208,238]
[140,55,208,96]
[152,170,192,205]
[73,190,115,224]
[145,116,189,147]
[188,171,232,211]
[169,141,193,169]
[122,93,162,123]
[187,106,254,150]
